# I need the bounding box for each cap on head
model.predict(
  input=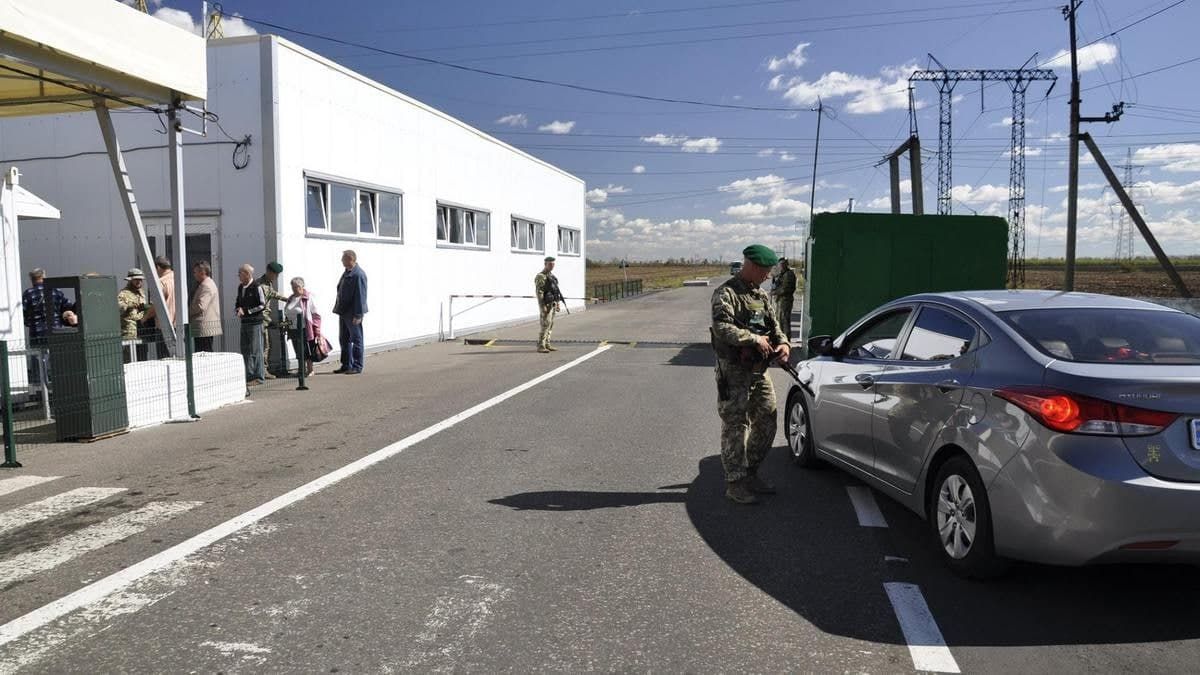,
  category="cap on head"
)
[267,261,283,274]
[742,244,779,268]
[544,256,556,263]
[126,268,146,281]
